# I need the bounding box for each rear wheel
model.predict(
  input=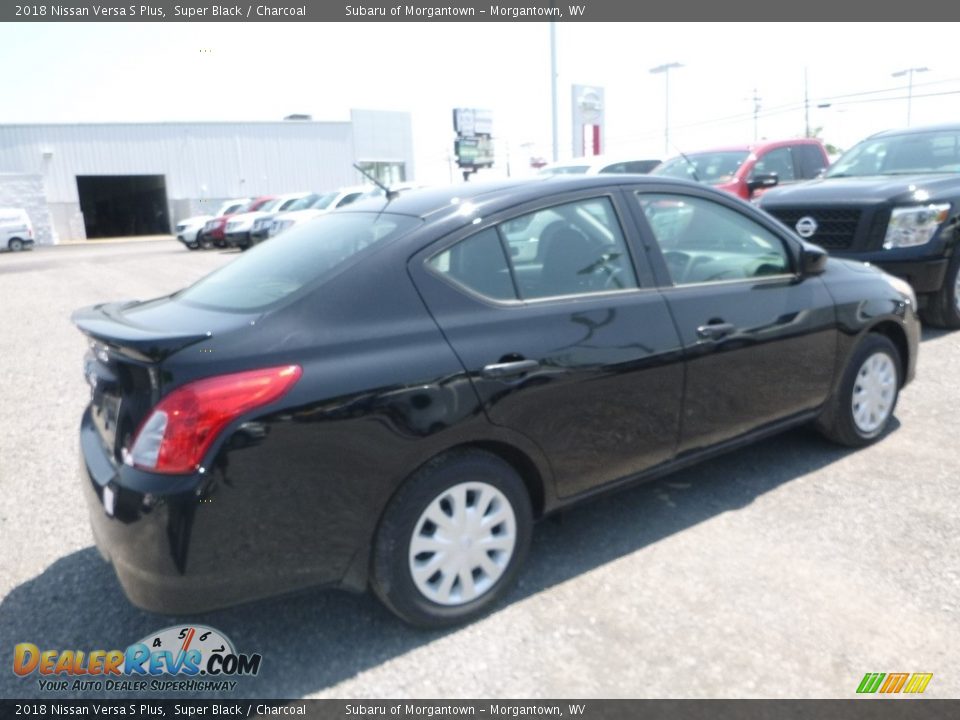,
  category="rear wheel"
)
[371,450,532,628]
[198,232,214,250]
[8,238,24,252]
[919,251,960,329]
[815,333,901,447]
